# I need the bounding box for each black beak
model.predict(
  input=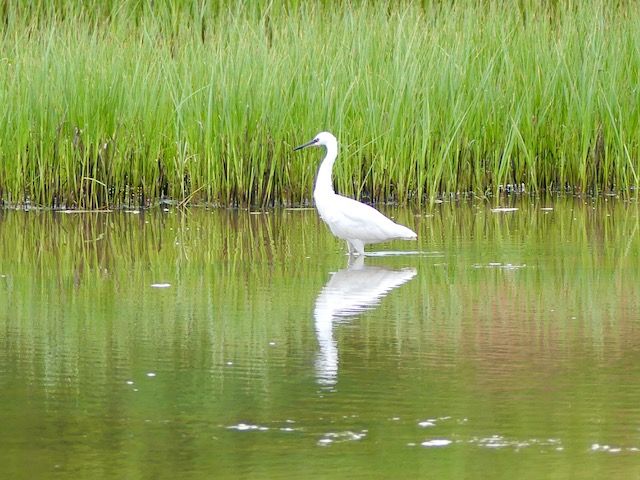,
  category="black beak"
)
[293,138,318,151]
